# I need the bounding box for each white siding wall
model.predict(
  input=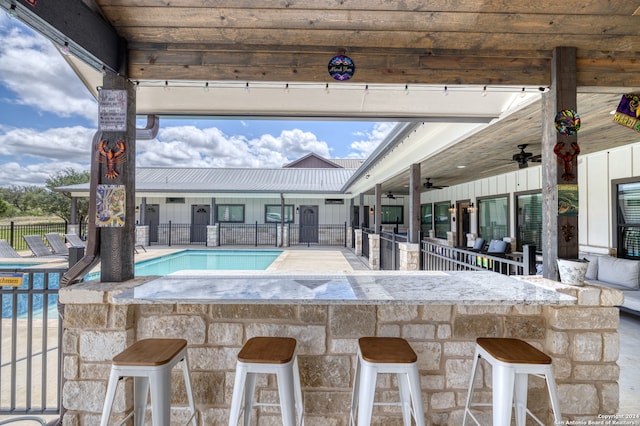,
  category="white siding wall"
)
[421,141,640,253]
[135,196,351,225]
